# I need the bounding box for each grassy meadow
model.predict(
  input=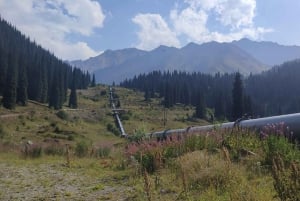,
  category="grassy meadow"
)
[0,86,299,200]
